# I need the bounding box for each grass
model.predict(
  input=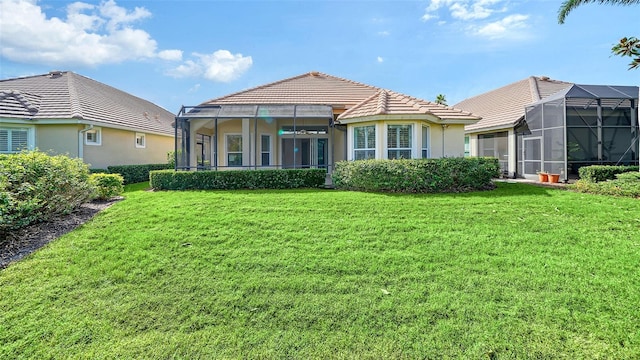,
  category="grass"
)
[1,183,639,358]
